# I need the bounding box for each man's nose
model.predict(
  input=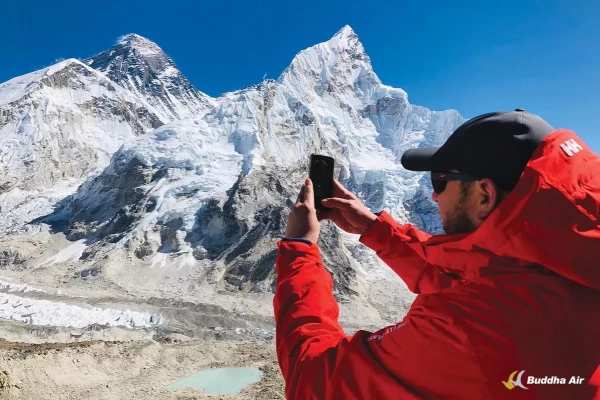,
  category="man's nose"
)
[432,190,439,203]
